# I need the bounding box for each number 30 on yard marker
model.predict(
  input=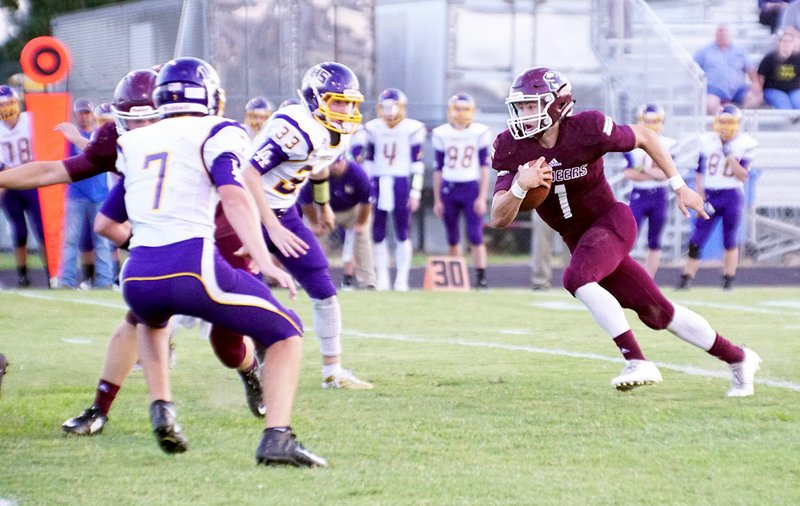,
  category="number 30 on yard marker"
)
[423,256,470,291]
